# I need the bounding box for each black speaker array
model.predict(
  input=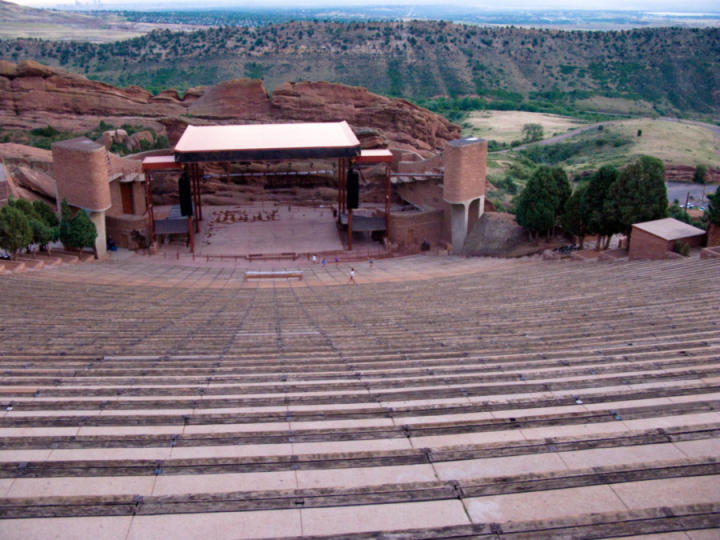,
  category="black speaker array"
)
[178,172,193,217]
[346,168,360,210]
